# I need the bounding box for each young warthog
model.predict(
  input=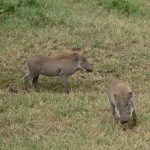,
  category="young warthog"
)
[107,80,137,126]
[24,52,93,93]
